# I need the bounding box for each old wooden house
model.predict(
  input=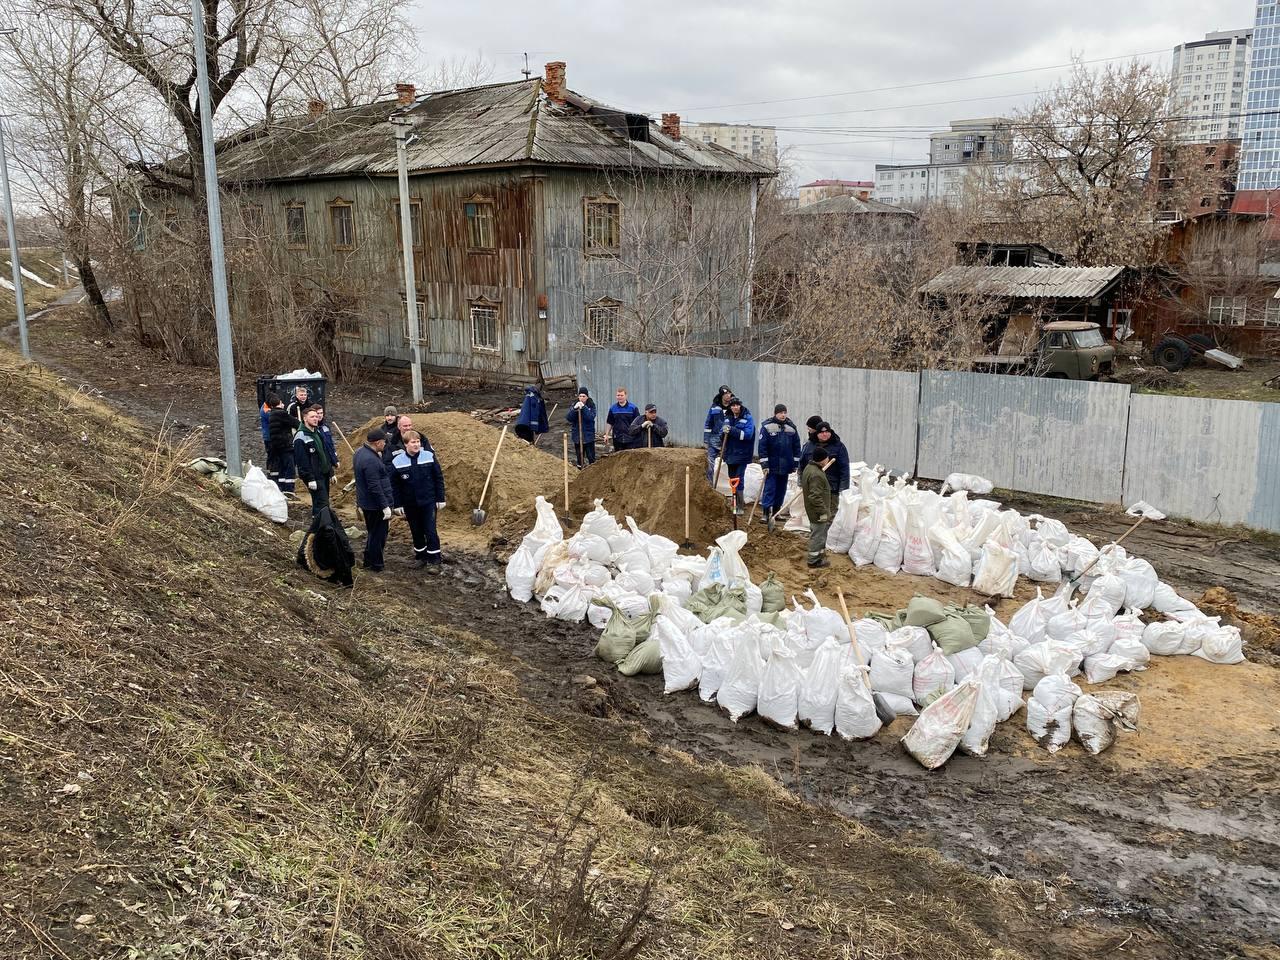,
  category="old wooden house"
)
[121,63,774,380]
